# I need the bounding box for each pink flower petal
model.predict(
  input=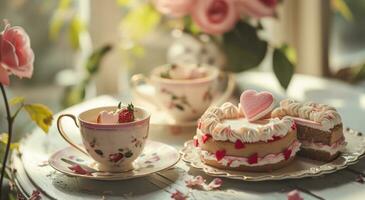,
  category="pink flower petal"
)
[29,190,41,200]
[68,164,91,175]
[0,64,10,85]
[153,0,194,18]
[356,175,364,184]
[207,178,223,190]
[171,190,187,200]
[236,0,276,18]
[0,22,34,79]
[185,175,205,188]
[0,39,19,67]
[287,190,304,200]
[192,0,238,35]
